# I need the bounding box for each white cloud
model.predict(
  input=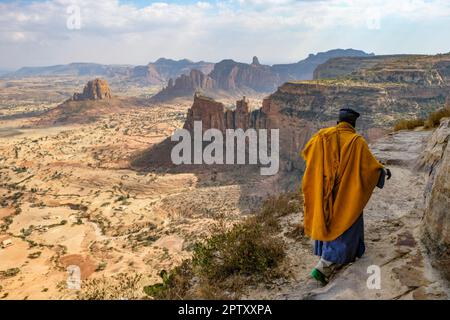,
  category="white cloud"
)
[1,0,450,68]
